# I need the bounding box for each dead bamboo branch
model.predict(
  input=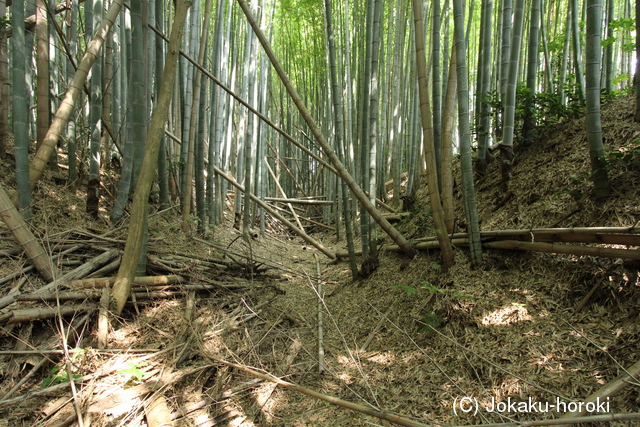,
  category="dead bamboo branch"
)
[213,166,336,259]
[204,355,431,427]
